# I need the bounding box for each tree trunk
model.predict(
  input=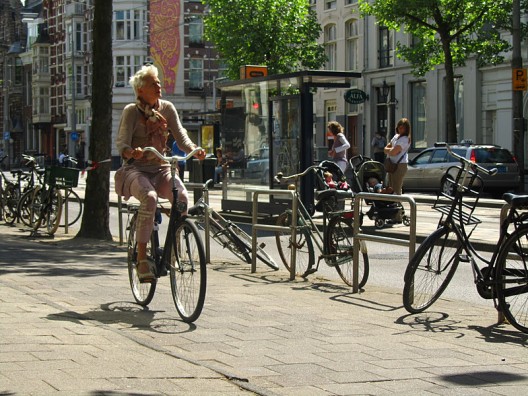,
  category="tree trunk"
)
[76,0,113,240]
